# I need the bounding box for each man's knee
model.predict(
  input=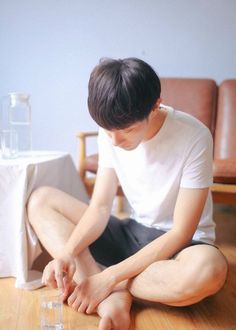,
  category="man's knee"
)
[200,250,228,294]
[162,250,228,307]
[179,248,228,301]
[27,186,55,223]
